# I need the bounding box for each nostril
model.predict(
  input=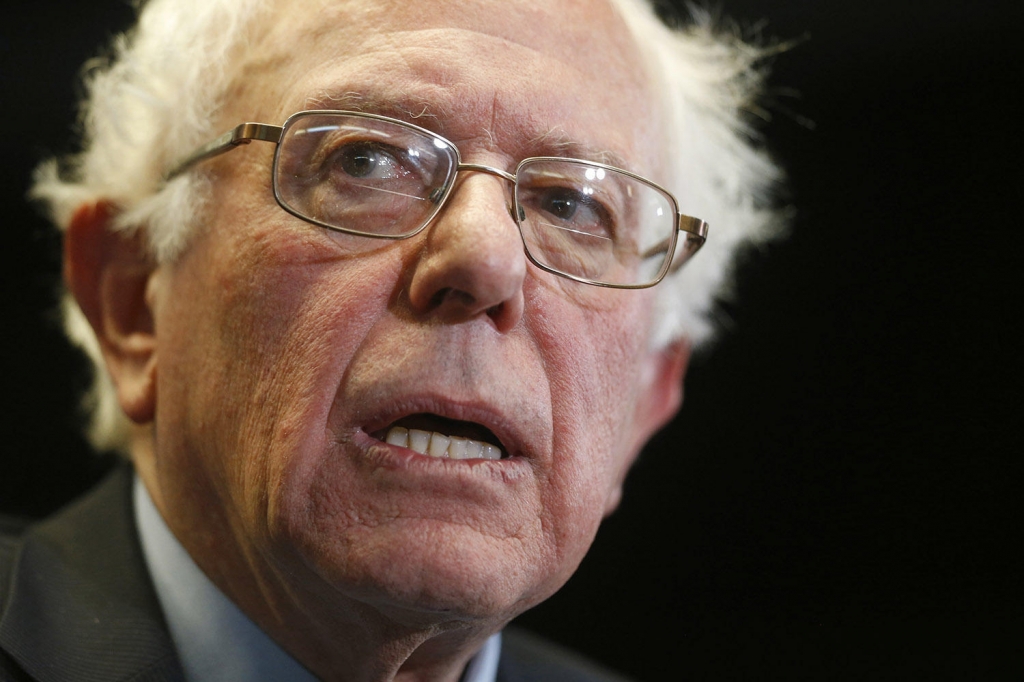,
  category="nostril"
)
[429,287,452,308]
[430,287,476,310]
